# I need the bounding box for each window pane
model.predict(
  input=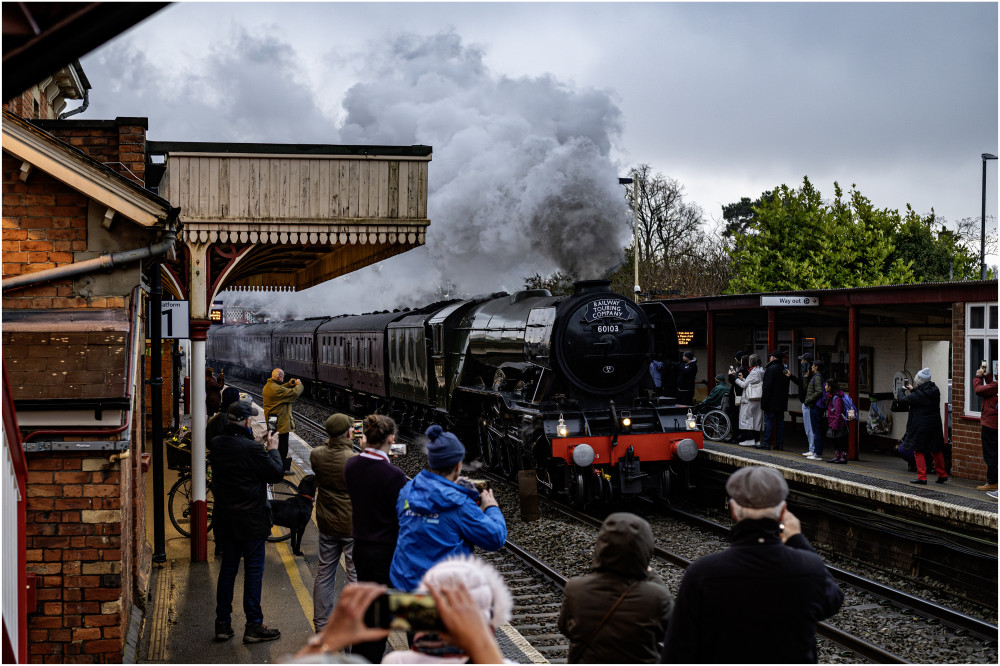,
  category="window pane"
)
[970,306,985,329]
[970,338,985,412]
[990,305,998,330]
